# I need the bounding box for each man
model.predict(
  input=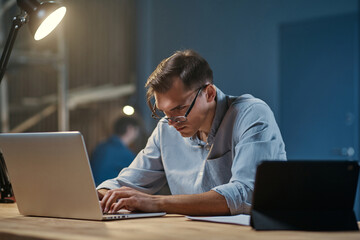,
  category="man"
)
[90,116,140,186]
[97,50,286,216]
